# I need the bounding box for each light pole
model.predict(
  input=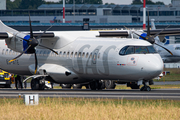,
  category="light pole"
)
[73,0,75,23]
[63,0,65,23]
[143,0,146,30]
